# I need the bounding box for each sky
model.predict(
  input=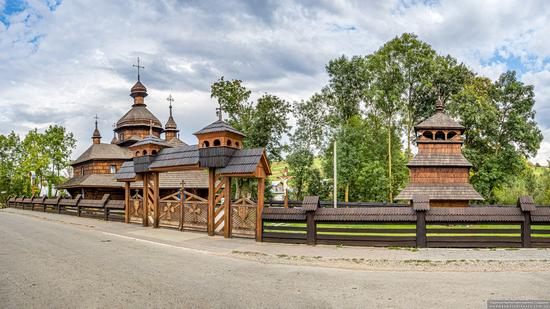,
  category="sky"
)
[2,0,550,164]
